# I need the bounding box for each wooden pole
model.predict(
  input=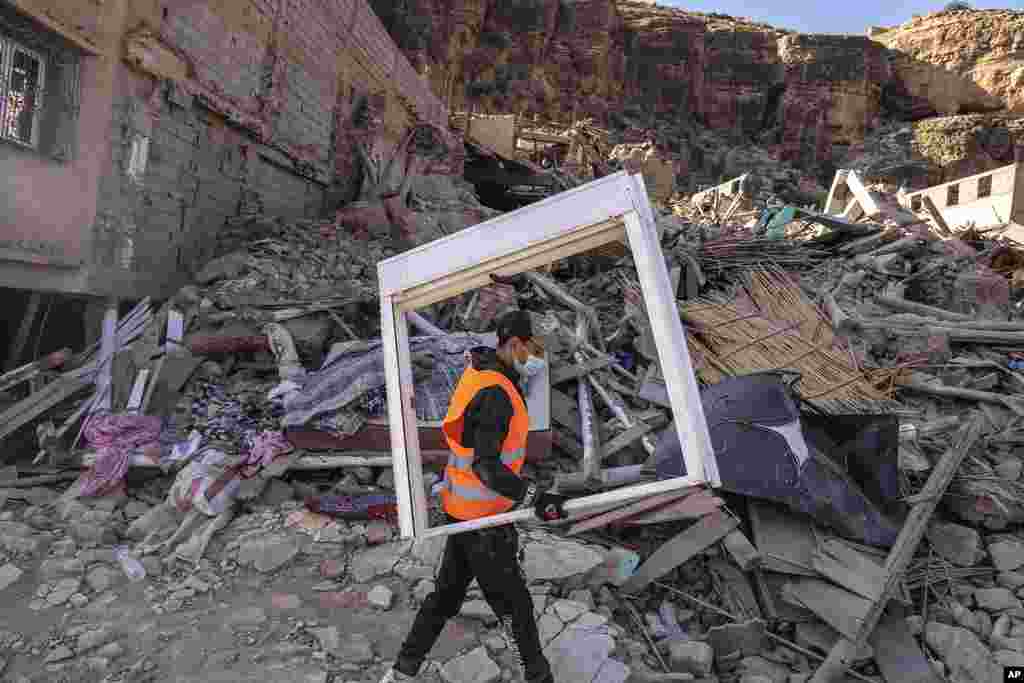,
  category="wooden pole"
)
[95,297,119,412]
[5,292,42,371]
[808,414,985,683]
